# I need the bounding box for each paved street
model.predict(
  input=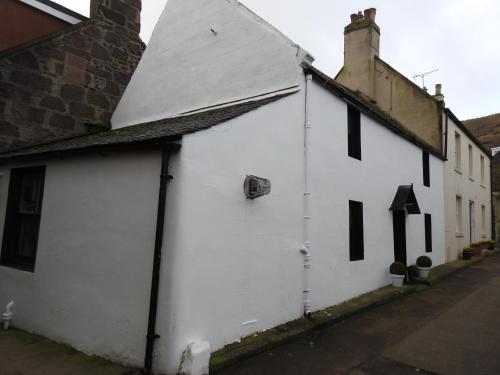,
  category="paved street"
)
[217,253,500,375]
